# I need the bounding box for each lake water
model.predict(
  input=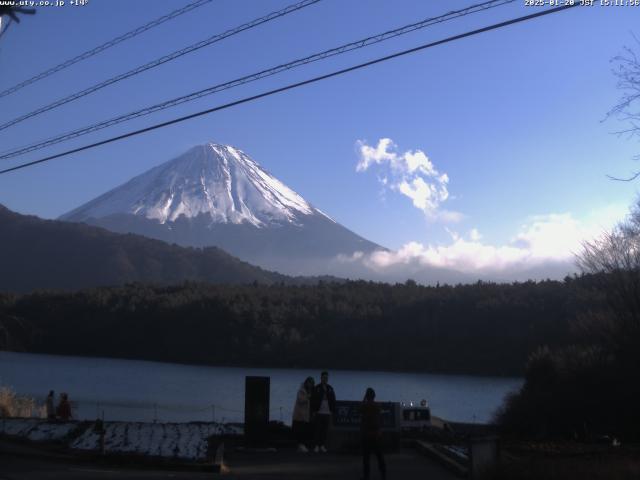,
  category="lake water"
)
[0,351,522,424]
